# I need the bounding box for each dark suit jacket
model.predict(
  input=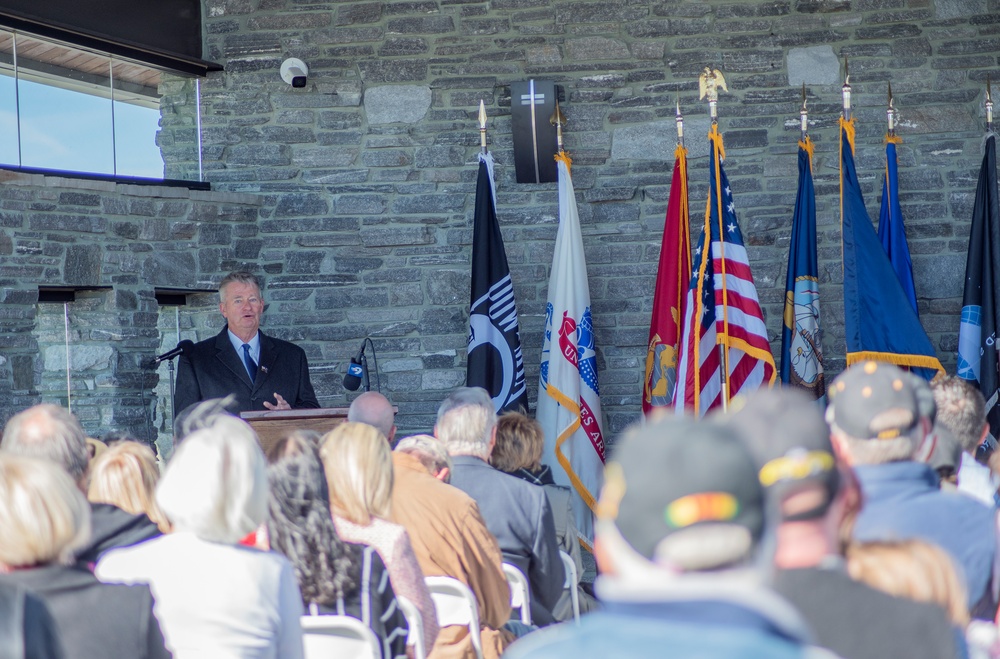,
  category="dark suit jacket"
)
[173,326,319,417]
[0,564,170,659]
[449,455,565,626]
